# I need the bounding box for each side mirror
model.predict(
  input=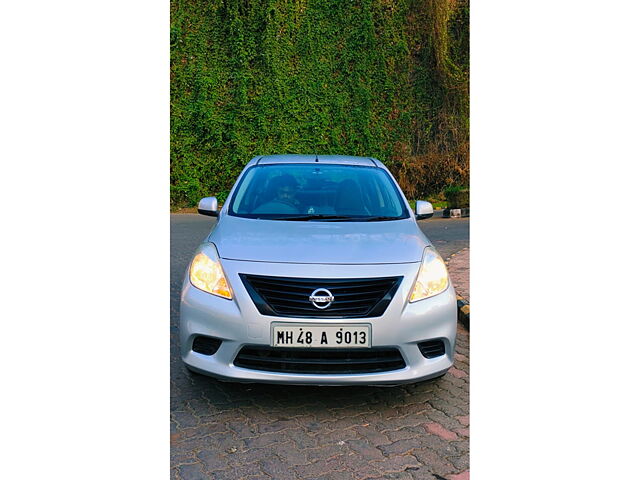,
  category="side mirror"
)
[198,197,218,217]
[415,200,434,220]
